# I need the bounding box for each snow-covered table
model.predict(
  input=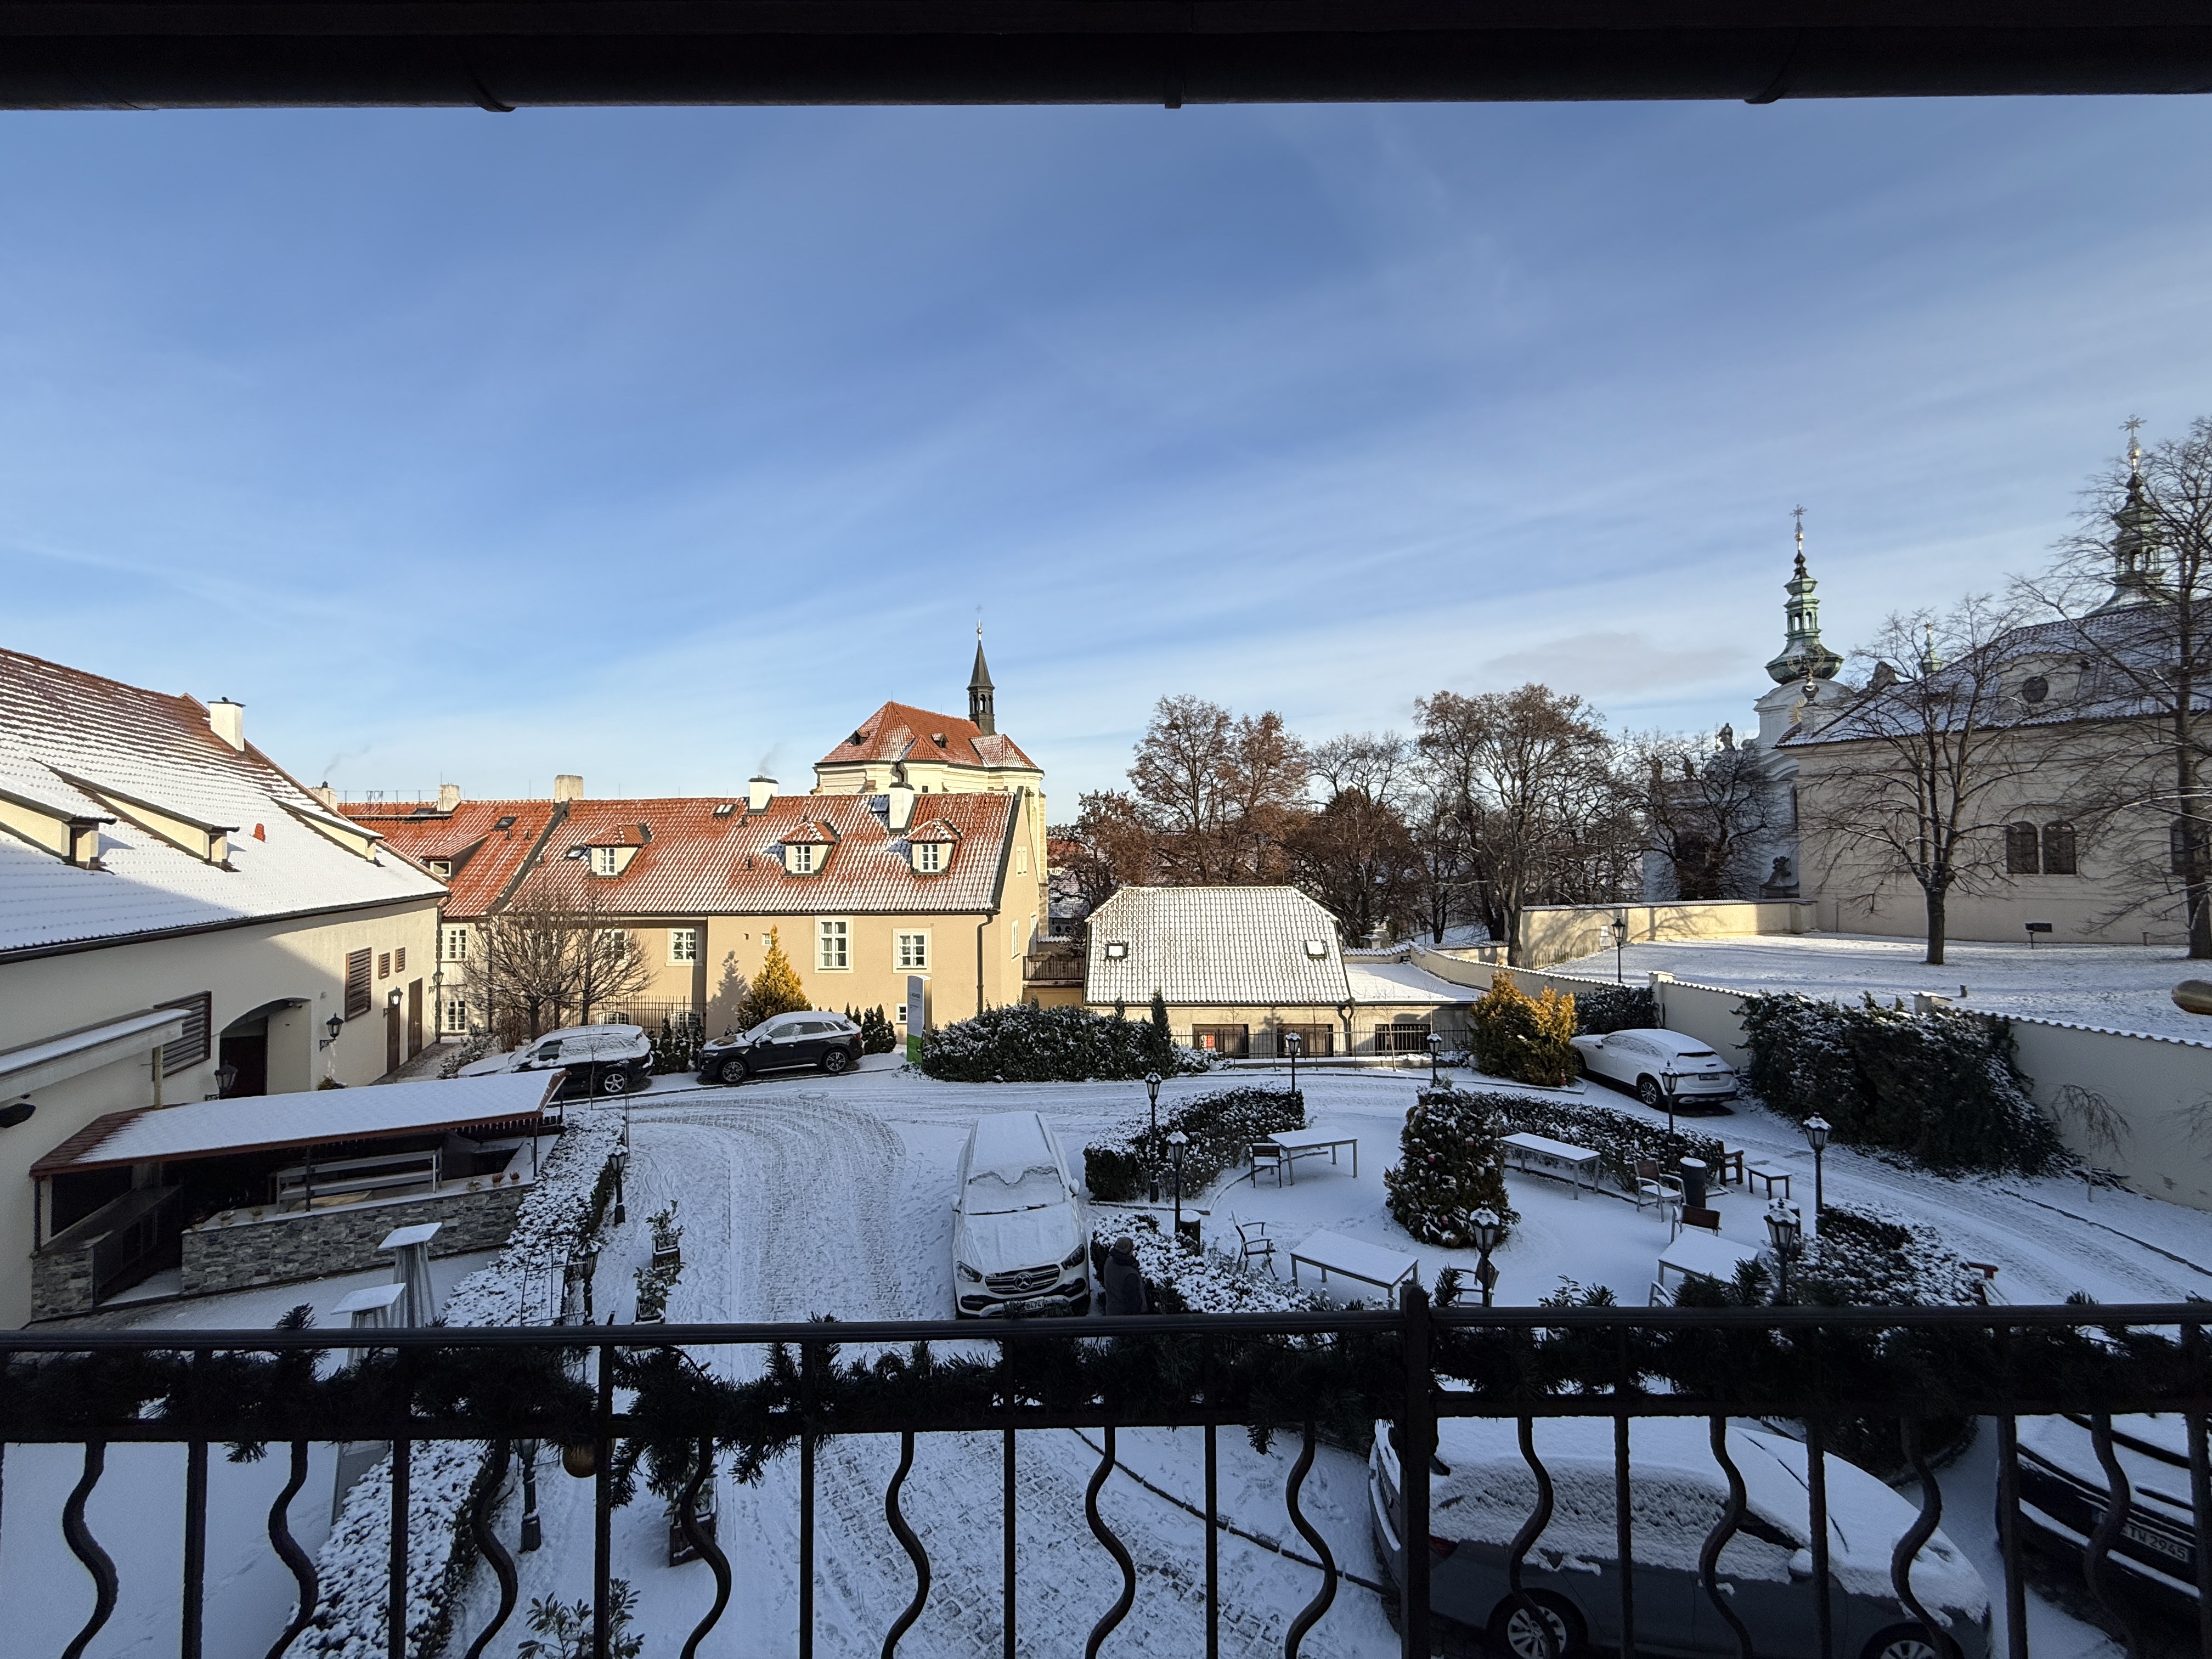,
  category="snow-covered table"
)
[1501,1131,1601,1198]
[1265,1130,1360,1184]
[1288,1229,1417,1296]
[1655,1229,1763,1294]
